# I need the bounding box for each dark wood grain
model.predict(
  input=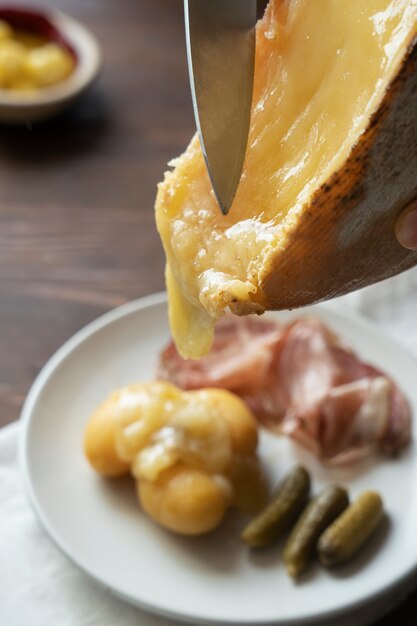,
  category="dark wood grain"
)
[1,2,416,624]
[0,0,194,424]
